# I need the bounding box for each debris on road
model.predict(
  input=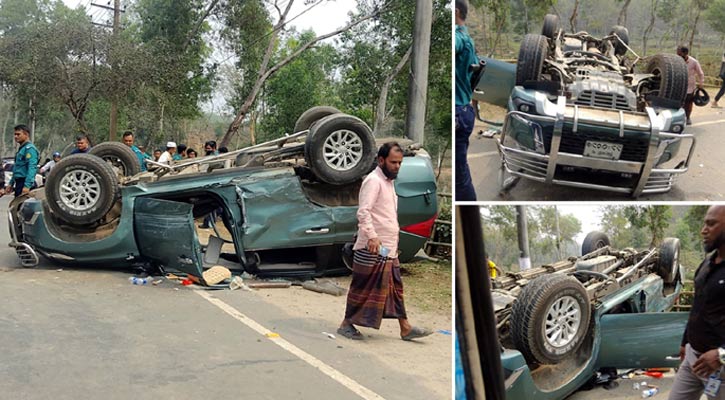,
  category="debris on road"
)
[301,279,346,296]
[229,276,249,291]
[202,265,231,285]
[322,332,336,339]
[247,281,292,289]
[265,332,280,338]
